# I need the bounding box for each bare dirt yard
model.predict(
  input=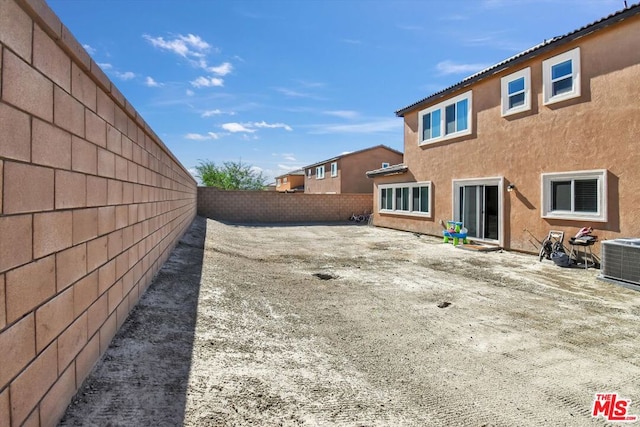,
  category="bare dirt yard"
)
[60,216,640,426]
